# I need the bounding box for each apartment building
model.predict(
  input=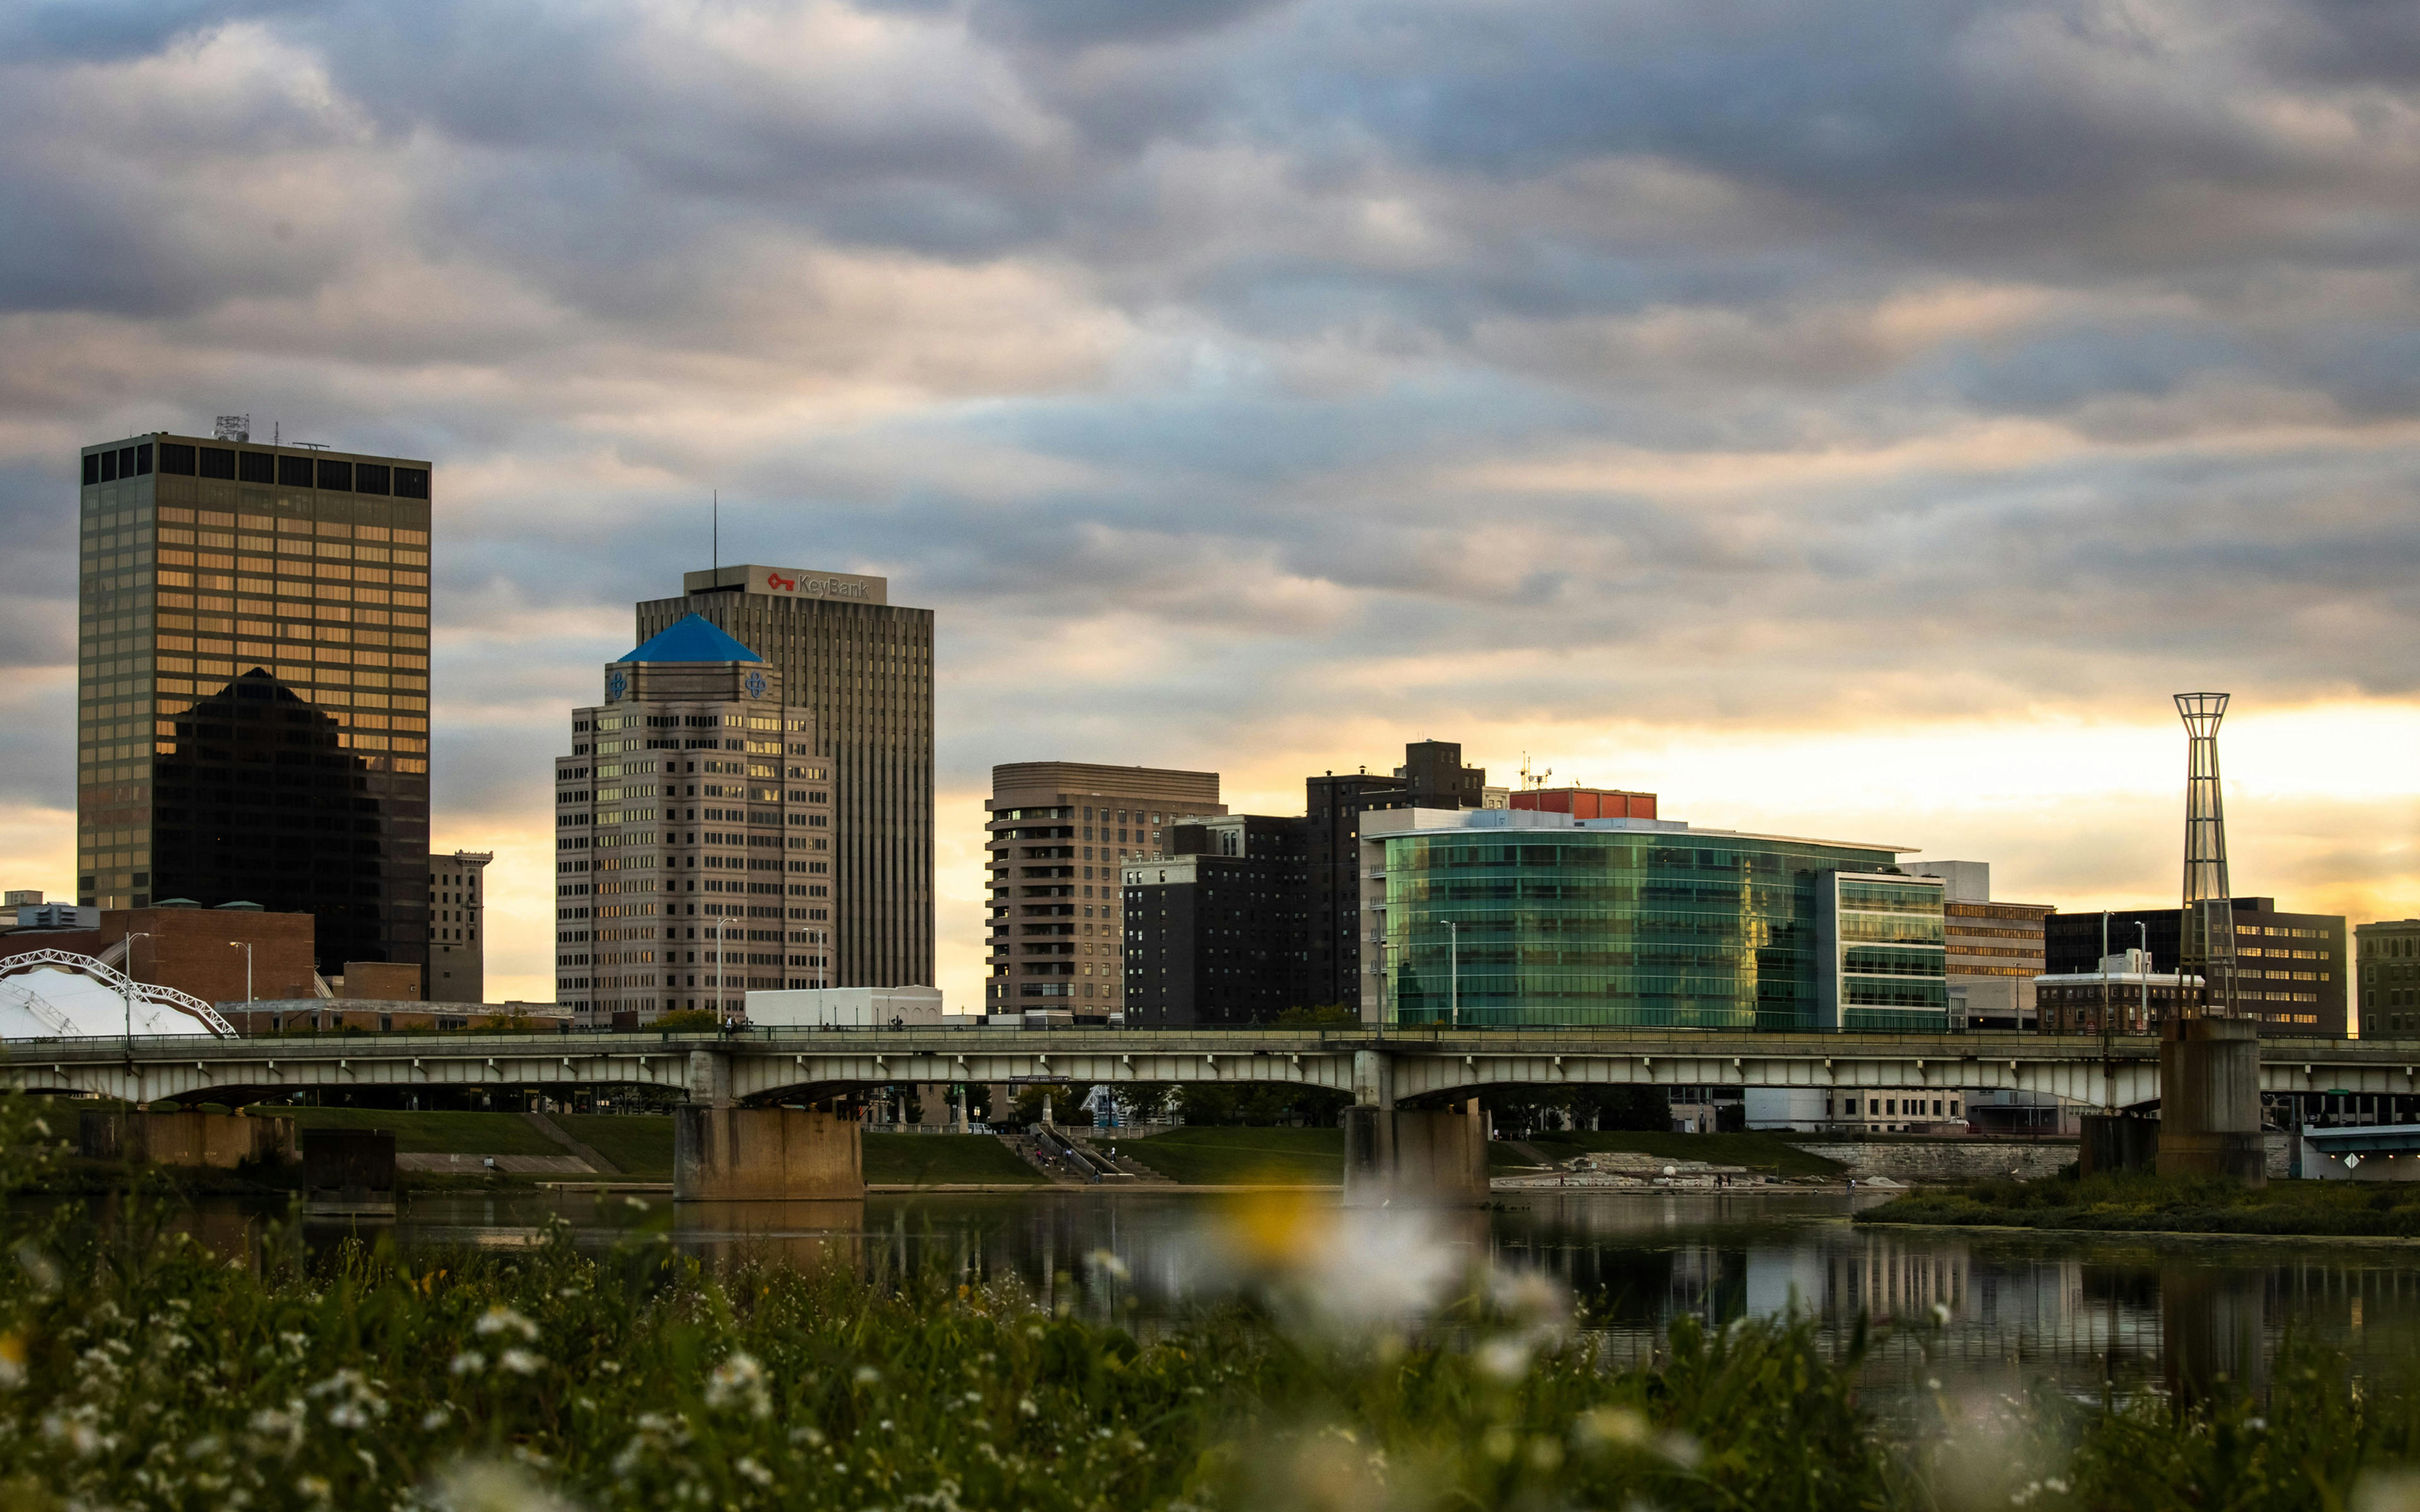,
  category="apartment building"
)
[986,762,1221,1018]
